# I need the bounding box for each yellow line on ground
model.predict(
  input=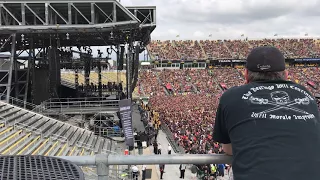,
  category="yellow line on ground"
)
[80,148,85,156]
[57,143,67,156]
[32,138,49,155]
[45,141,59,156]
[0,130,22,146]
[0,127,13,136]
[68,146,77,156]
[2,133,31,154]
[17,136,41,155]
